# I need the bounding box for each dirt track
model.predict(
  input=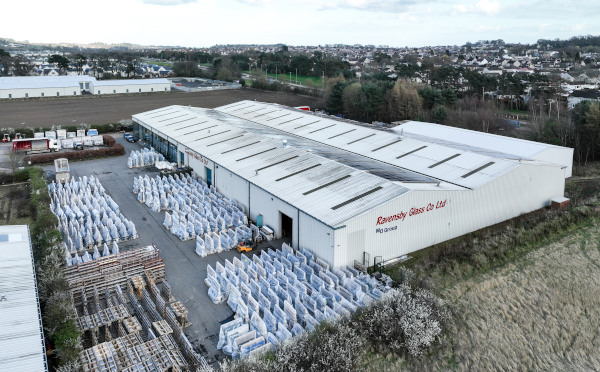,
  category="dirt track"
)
[0,89,324,128]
